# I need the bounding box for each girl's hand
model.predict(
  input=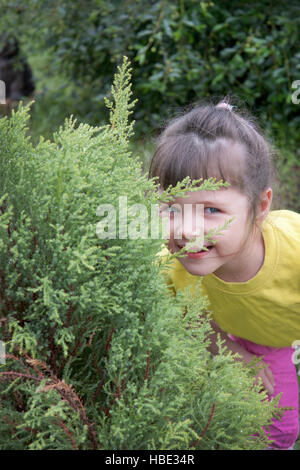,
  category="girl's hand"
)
[255,360,276,396]
[207,321,275,396]
[242,351,275,396]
